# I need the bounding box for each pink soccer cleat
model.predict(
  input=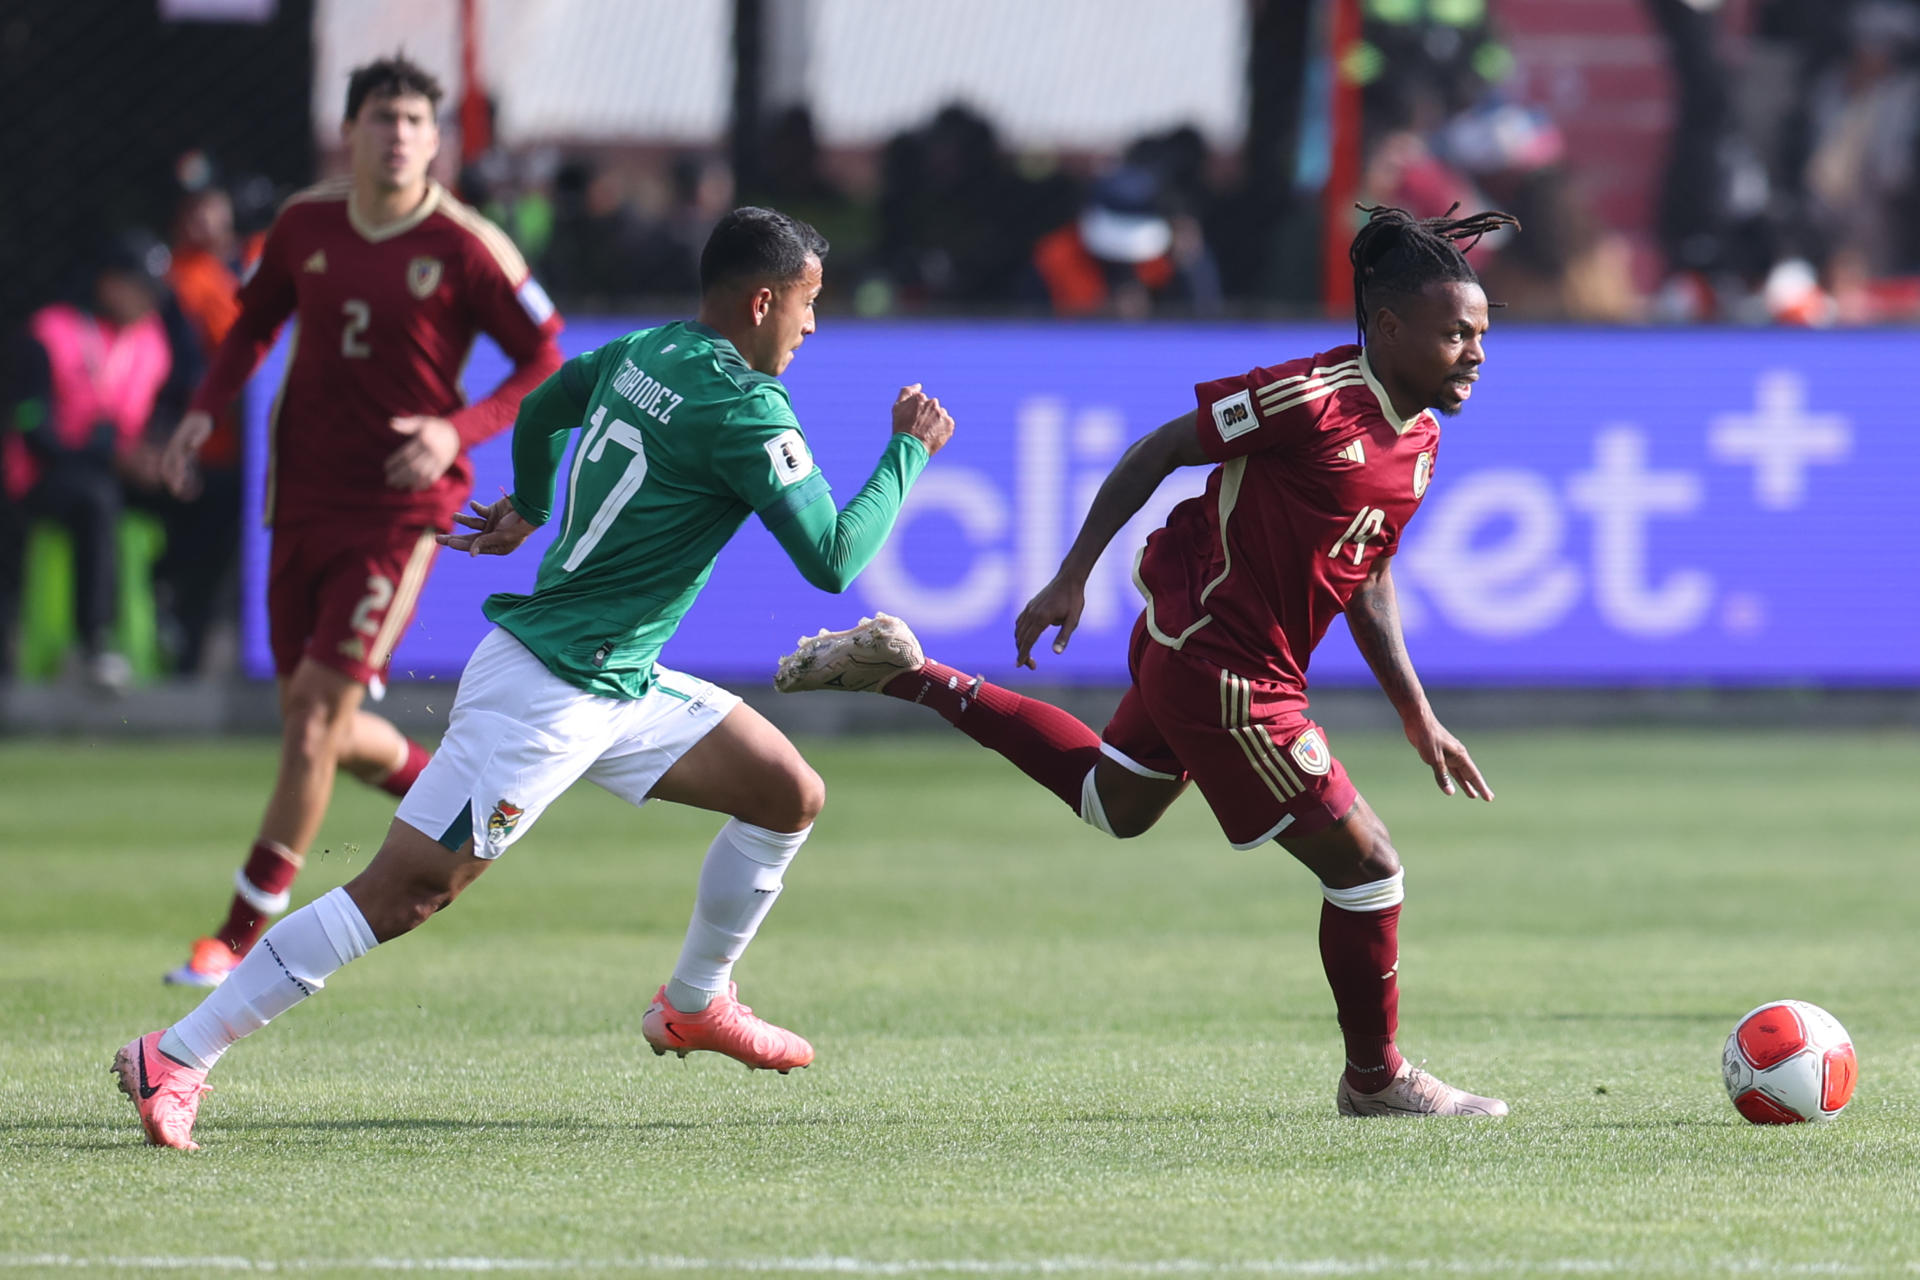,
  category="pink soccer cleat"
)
[1337,1061,1508,1118]
[111,1030,211,1150]
[641,983,814,1073]
[162,937,238,988]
